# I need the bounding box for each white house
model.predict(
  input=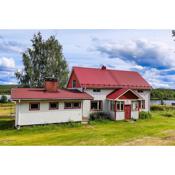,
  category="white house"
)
[67,66,151,120]
[11,66,152,127]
